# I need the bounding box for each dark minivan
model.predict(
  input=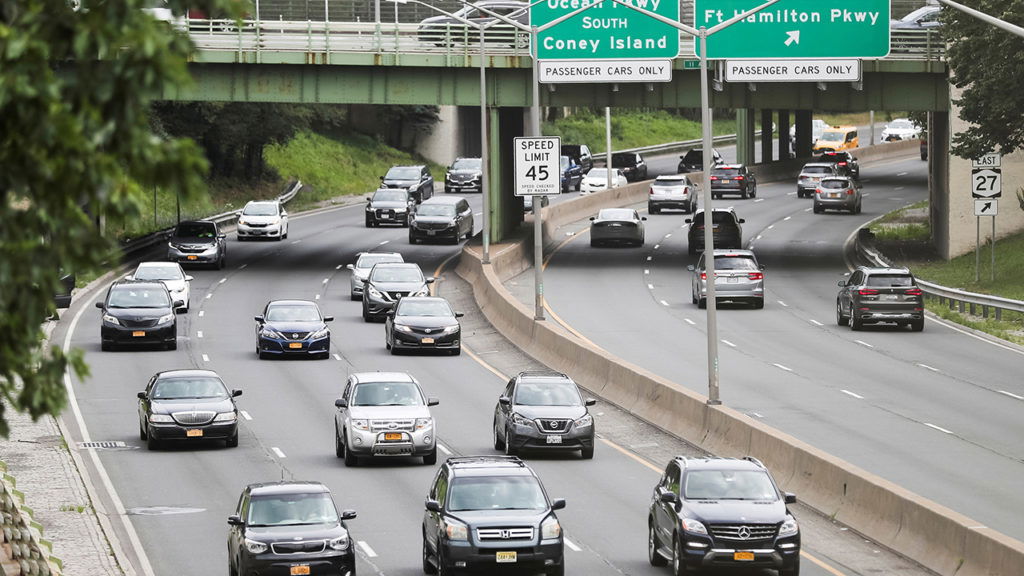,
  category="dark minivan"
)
[96,280,180,351]
[409,196,474,244]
